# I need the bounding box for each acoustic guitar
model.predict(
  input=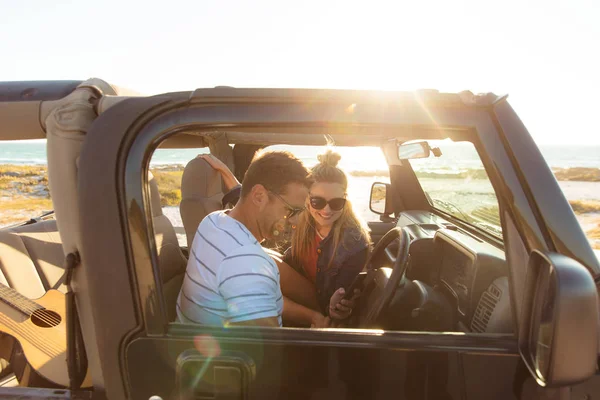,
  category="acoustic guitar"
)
[0,284,91,388]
